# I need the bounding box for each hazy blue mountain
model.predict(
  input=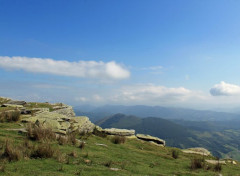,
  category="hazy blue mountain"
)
[74,104,240,122]
[97,113,195,148]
